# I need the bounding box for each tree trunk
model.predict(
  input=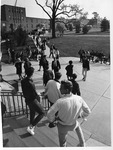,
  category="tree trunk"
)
[52,18,56,38]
